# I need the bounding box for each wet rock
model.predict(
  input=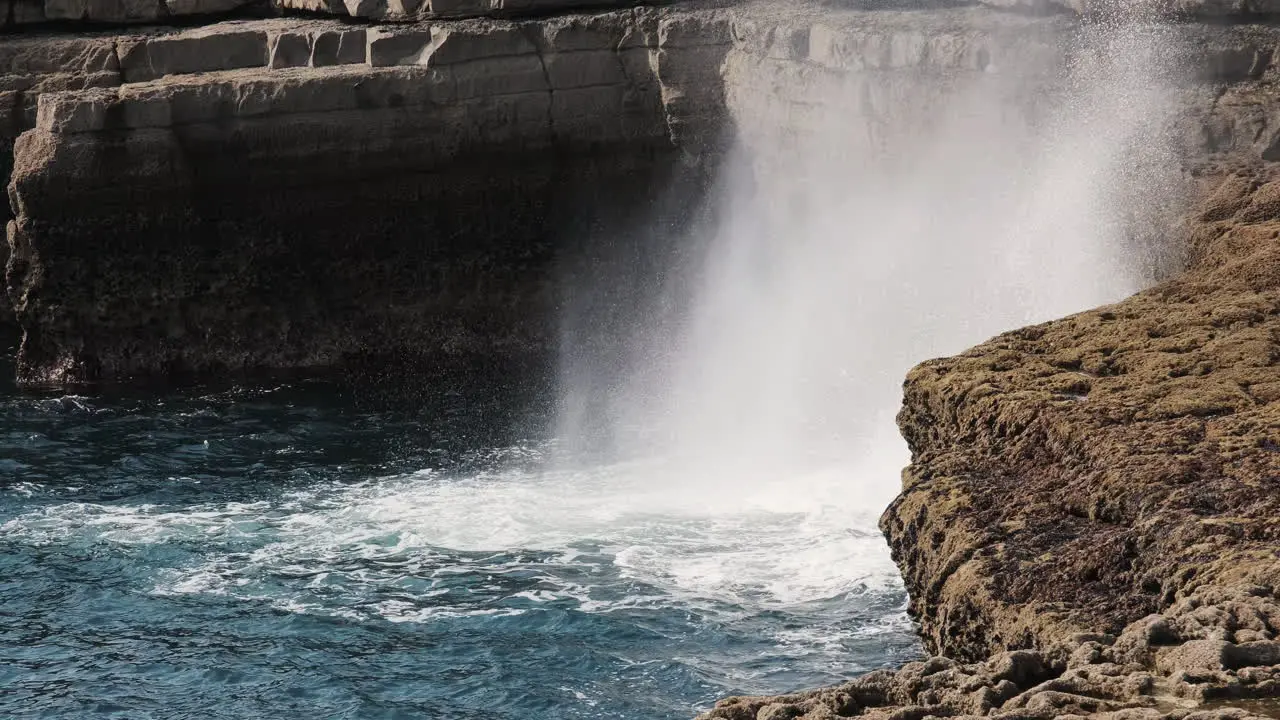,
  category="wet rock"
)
[117,24,270,83]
